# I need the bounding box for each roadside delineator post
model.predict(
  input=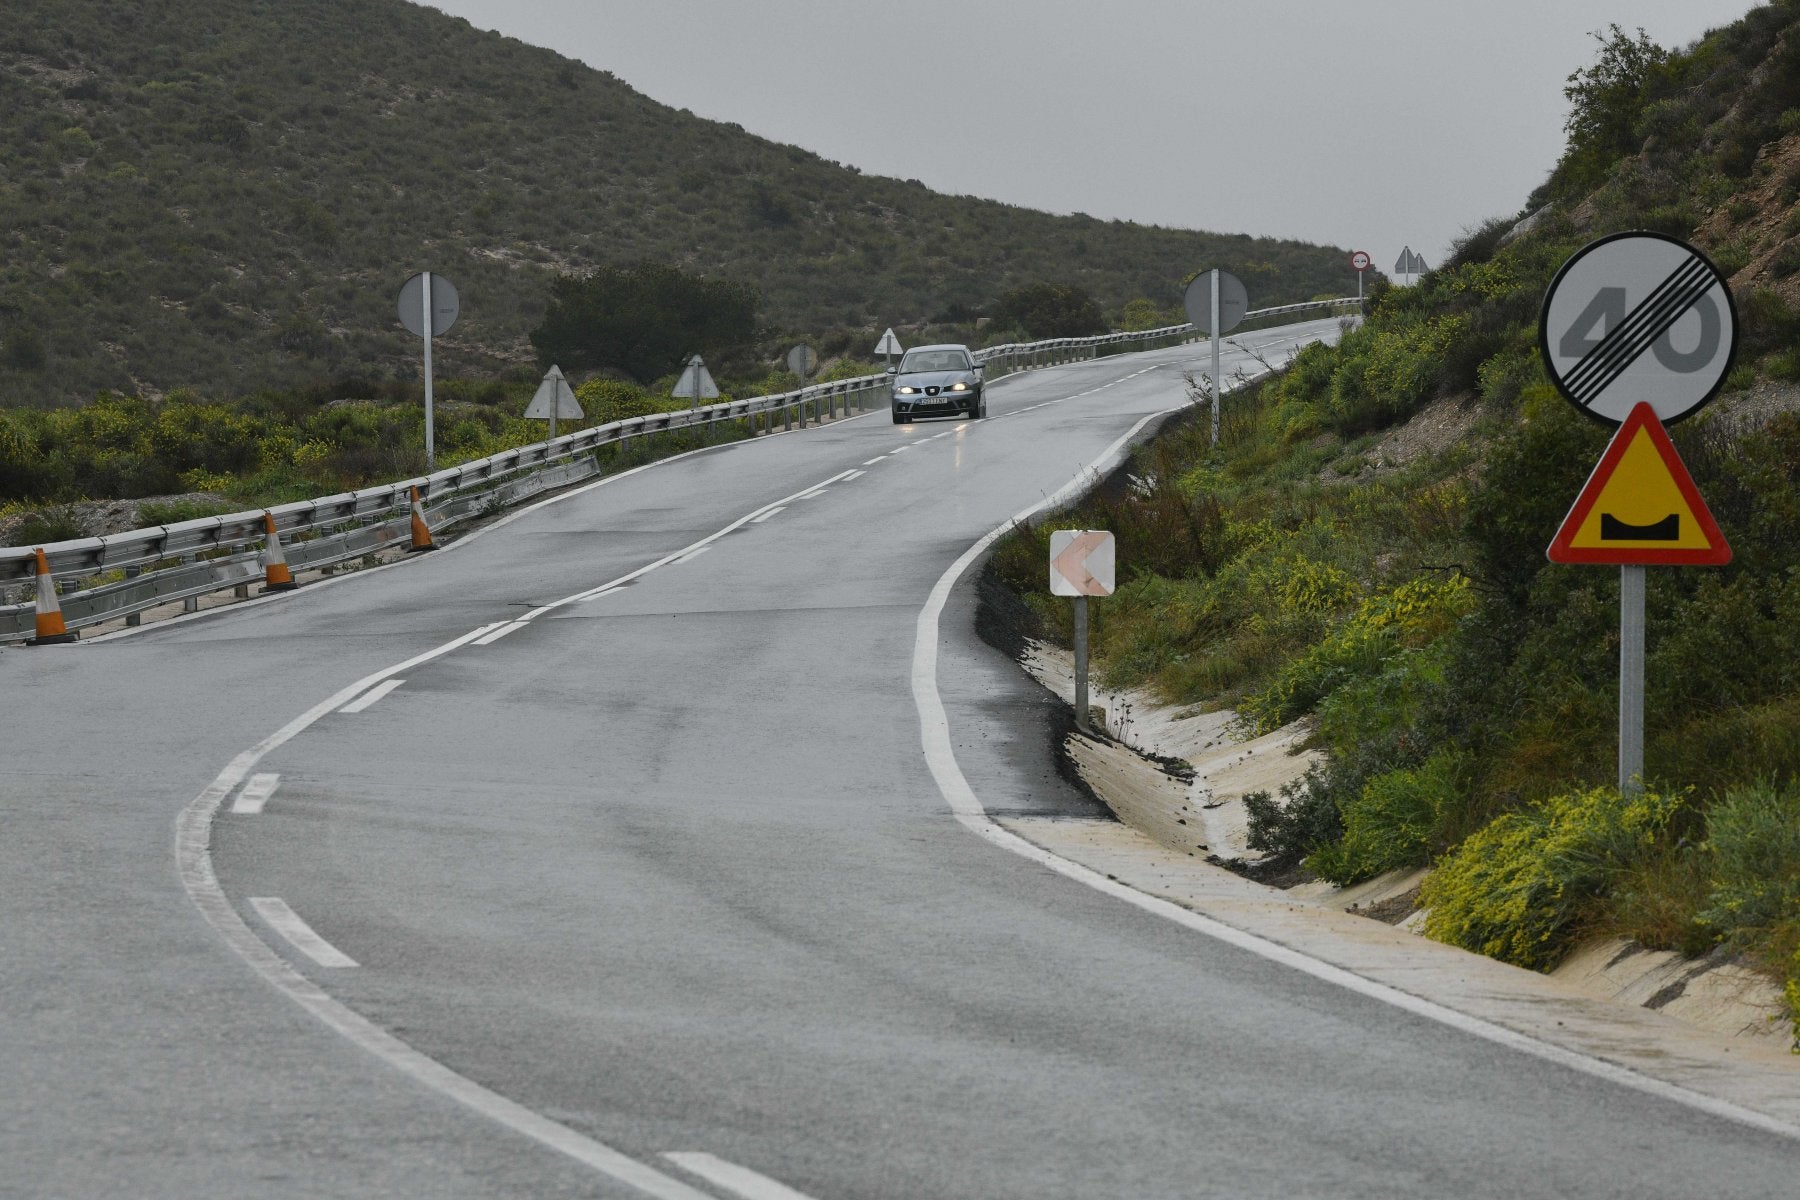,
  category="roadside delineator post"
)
[406,485,437,553]
[26,547,78,645]
[1049,531,1117,733]
[260,512,298,592]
